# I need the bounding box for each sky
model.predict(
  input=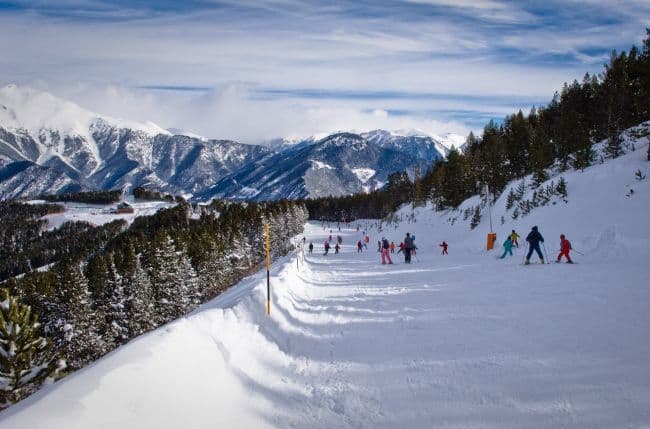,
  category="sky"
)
[0,1,648,144]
